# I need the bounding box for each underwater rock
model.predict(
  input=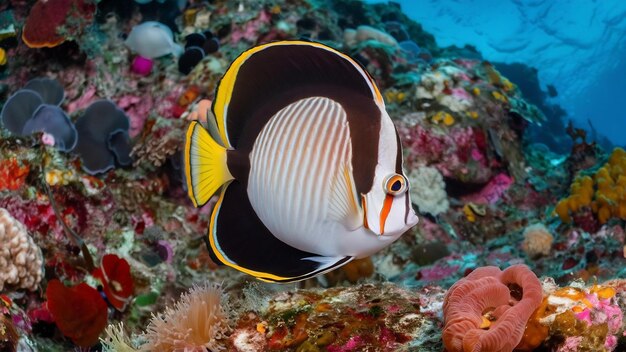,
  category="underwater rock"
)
[125,21,183,59]
[229,283,437,351]
[74,100,132,174]
[22,105,77,151]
